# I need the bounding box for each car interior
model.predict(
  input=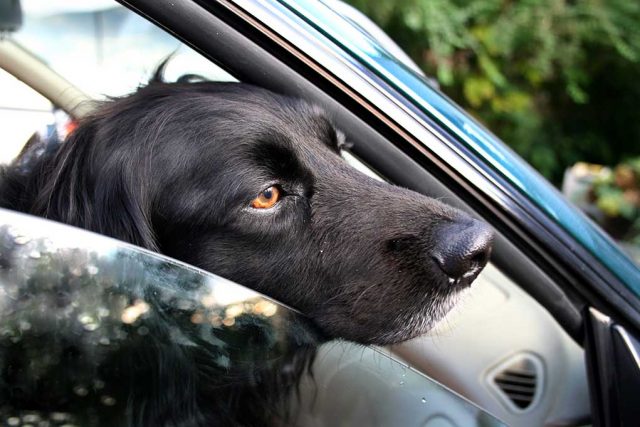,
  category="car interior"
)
[0,1,594,426]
